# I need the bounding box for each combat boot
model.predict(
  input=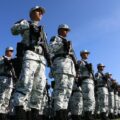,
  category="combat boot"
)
[26,110,31,120]
[31,108,40,120]
[84,111,95,120]
[0,113,8,120]
[55,110,64,120]
[15,106,27,120]
[109,113,115,119]
[62,109,68,120]
[100,112,110,120]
